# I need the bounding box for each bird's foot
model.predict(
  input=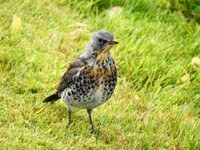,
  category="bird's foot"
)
[66,121,72,128]
[91,126,95,134]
